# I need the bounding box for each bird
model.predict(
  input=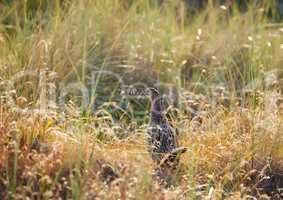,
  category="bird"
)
[147,88,186,166]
